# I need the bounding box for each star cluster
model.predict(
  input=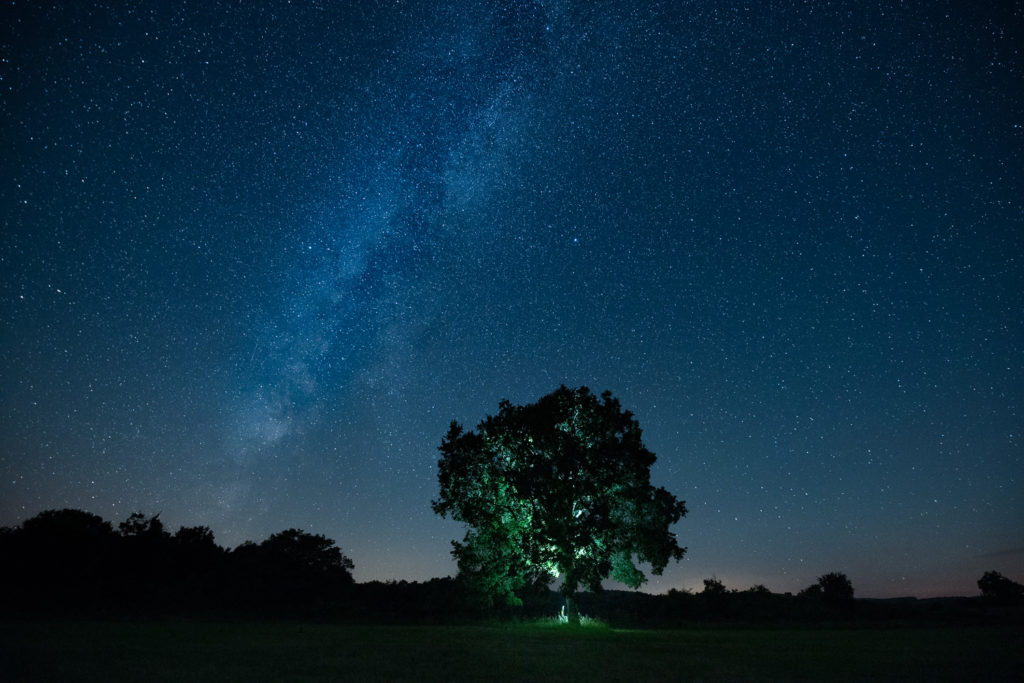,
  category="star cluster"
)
[2,1,1021,597]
